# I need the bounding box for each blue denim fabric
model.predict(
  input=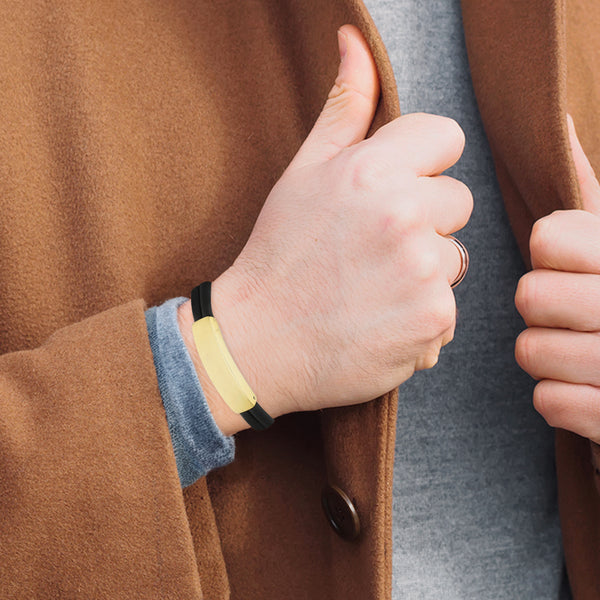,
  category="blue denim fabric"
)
[145,296,235,487]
